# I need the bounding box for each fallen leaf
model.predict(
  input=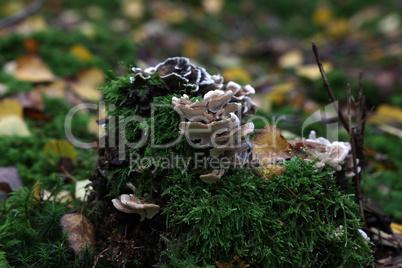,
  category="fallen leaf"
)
[266,82,295,105]
[377,13,400,36]
[69,44,93,62]
[121,0,144,19]
[36,80,67,98]
[391,222,402,235]
[23,108,52,122]
[296,62,332,80]
[14,55,56,83]
[0,98,23,119]
[0,115,31,137]
[75,179,92,201]
[71,67,104,101]
[258,164,286,179]
[202,0,225,15]
[43,140,77,163]
[368,104,402,126]
[183,38,203,59]
[252,125,294,165]
[222,67,252,84]
[326,18,350,39]
[61,213,95,260]
[278,50,304,69]
[312,5,333,26]
[14,15,47,35]
[0,167,23,191]
[24,38,40,54]
[43,189,73,204]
